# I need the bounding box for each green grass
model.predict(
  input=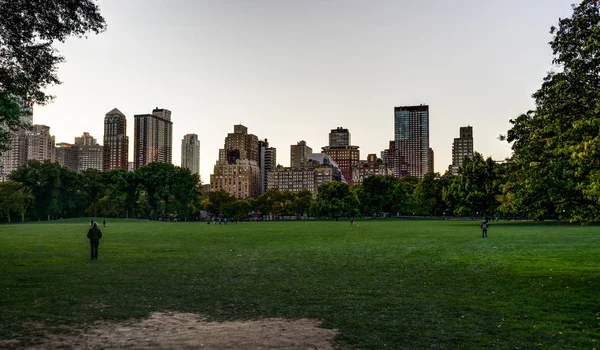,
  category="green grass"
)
[1,219,599,349]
